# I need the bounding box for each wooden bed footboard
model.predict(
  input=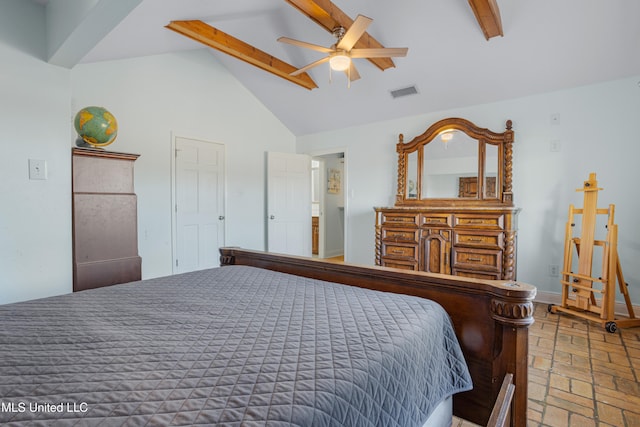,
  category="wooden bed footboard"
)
[220,248,536,427]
